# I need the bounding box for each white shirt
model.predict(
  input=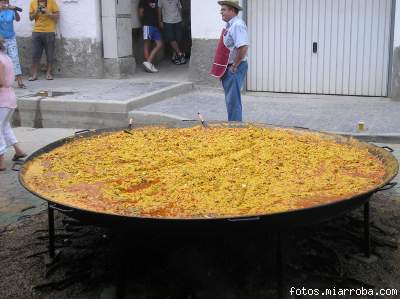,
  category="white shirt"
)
[158,0,182,24]
[223,16,249,64]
